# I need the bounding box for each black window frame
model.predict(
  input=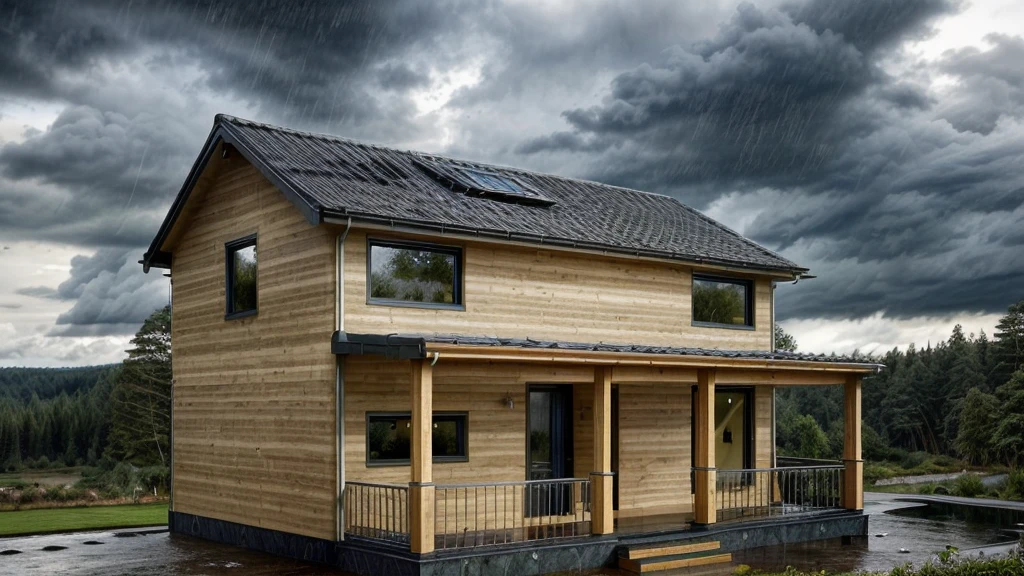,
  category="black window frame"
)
[691,274,755,330]
[225,234,258,320]
[365,238,464,310]
[365,411,469,467]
